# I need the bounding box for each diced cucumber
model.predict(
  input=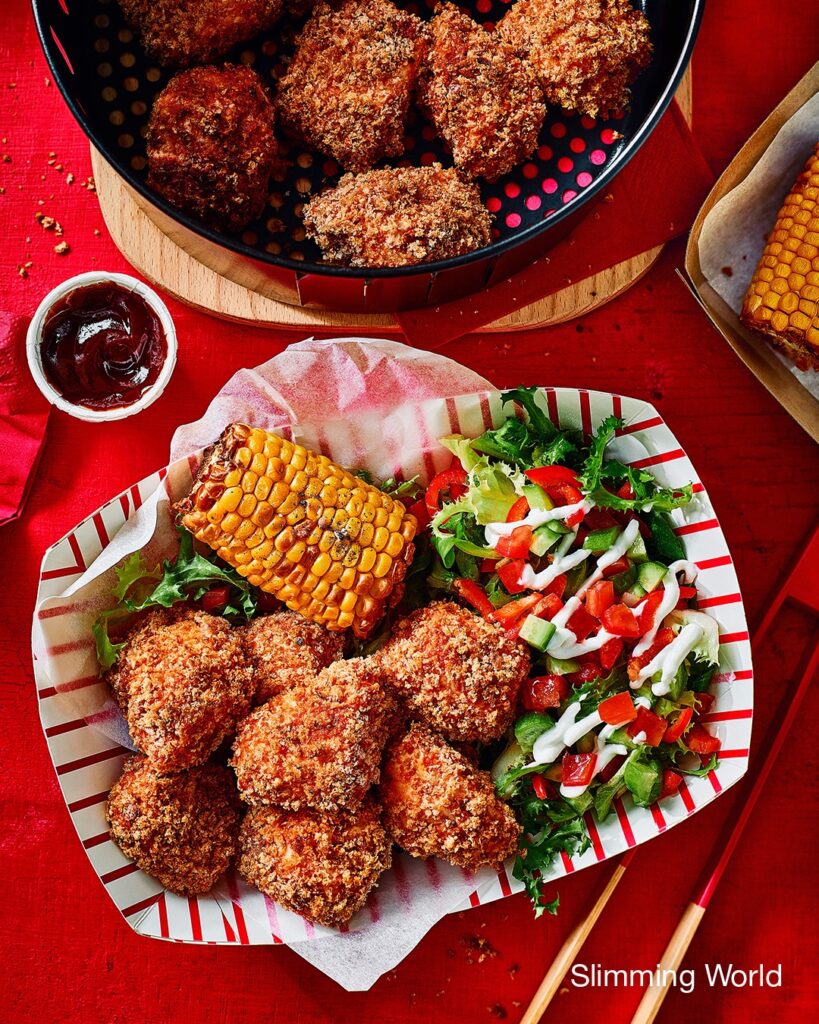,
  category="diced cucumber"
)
[563,561,589,597]
[583,526,621,552]
[637,561,668,592]
[546,519,572,535]
[514,711,554,754]
[522,483,554,512]
[627,532,648,564]
[546,655,580,675]
[530,523,561,557]
[518,615,556,651]
[623,756,662,807]
[611,565,637,594]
